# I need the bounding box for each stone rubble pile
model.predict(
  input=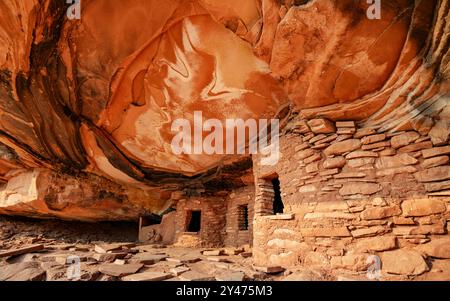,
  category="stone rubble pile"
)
[0,240,284,281]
